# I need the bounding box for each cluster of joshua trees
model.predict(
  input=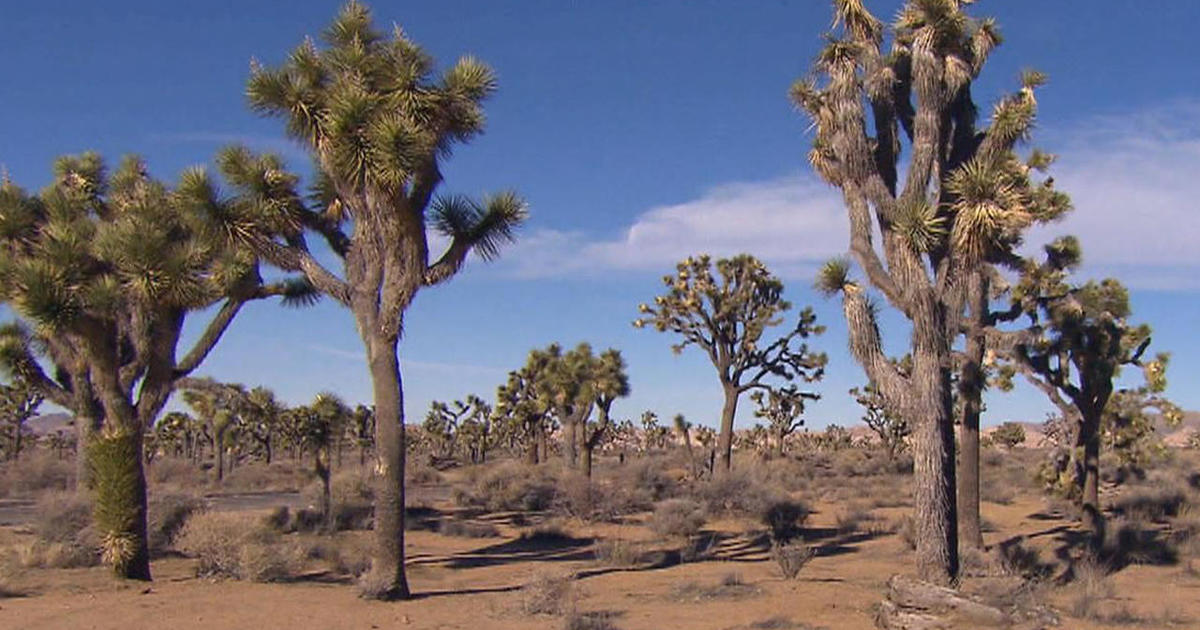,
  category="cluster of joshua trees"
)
[0,0,1182,597]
